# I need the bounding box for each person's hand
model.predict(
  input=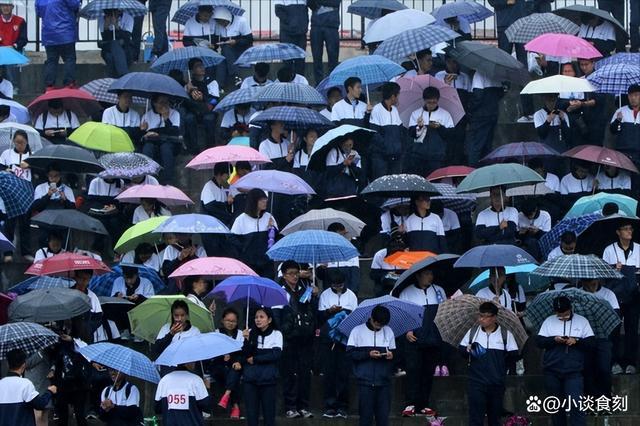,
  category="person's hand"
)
[466,344,472,353]
[558,110,567,120]
[369,350,381,359]
[57,129,67,137]
[616,261,622,271]
[444,74,456,85]
[499,220,508,230]
[507,0,515,4]
[101,398,114,411]
[203,377,211,389]
[546,111,557,123]
[617,111,623,121]
[268,217,275,227]
[554,336,566,344]
[428,121,441,129]
[191,90,203,101]
[178,246,193,260]
[60,333,72,342]
[47,186,57,196]
[115,292,124,298]
[47,370,54,379]
[44,130,56,137]
[385,351,393,360]
[286,148,294,163]
[343,154,354,166]
[406,331,417,343]
[145,131,159,138]
[417,116,424,127]
[232,362,242,371]
[129,294,139,302]
[247,356,254,365]
[59,190,67,201]
[227,38,237,46]
[140,121,149,131]
[169,322,184,335]
[224,354,231,362]
[299,269,312,279]
[47,385,57,395]
[20,161,29,169]
[398,223,406,234]
[366,102,373,113]
[329,305,341,314]
[593,179,600,191]
[242,328,250,339]
[227,194,234,204]
[516,311,525,318]
[566,337,577,346]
